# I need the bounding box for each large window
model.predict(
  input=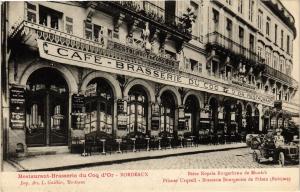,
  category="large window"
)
[85,78,113,135]
[160,91,176,133]
[127,86,148,134]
